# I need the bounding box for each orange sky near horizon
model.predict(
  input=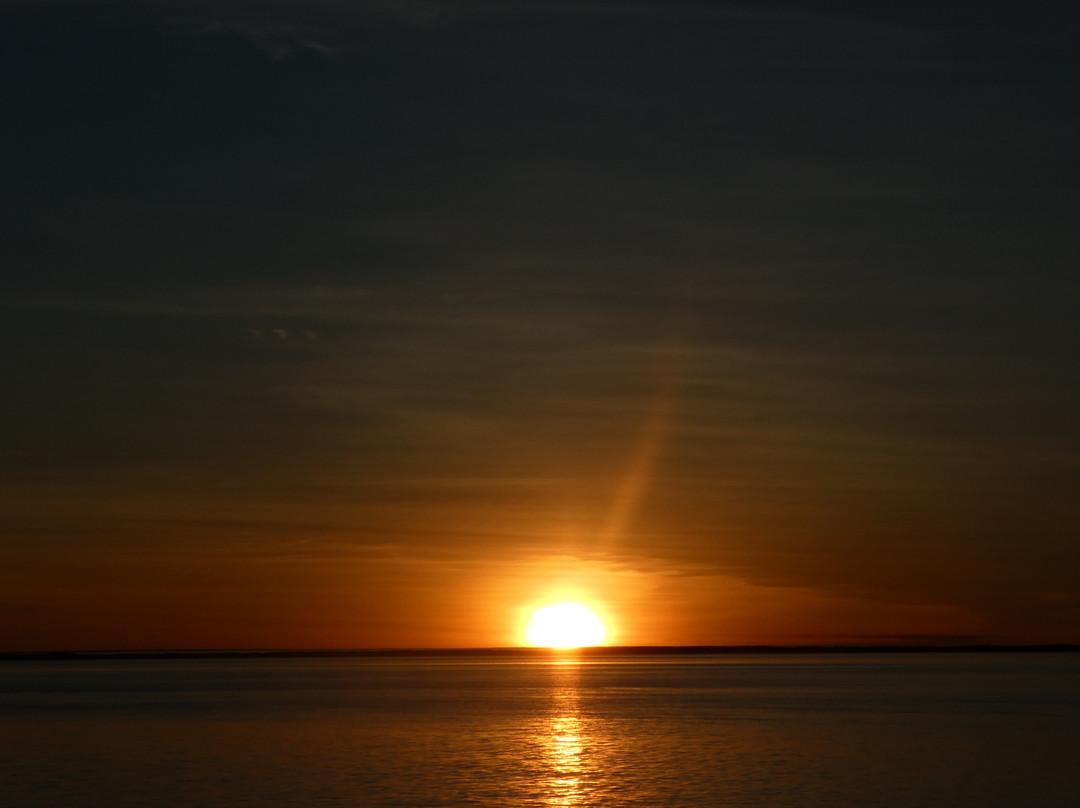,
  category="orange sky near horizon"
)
[4,473,1076,652]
